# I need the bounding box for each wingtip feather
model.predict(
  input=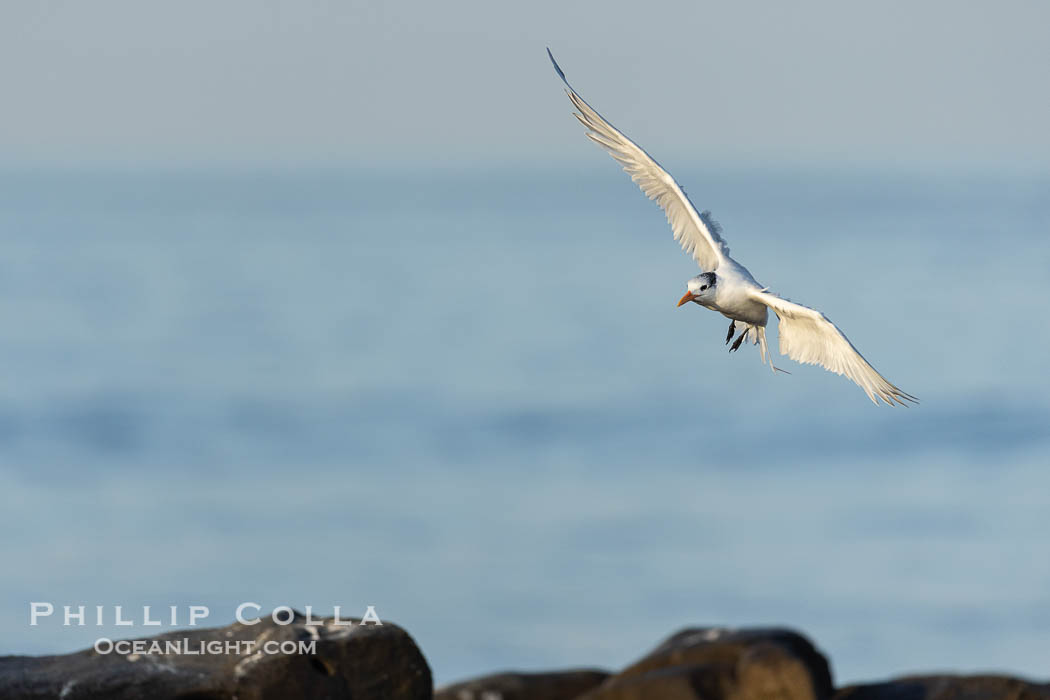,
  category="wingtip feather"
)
[547,48,567,82]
